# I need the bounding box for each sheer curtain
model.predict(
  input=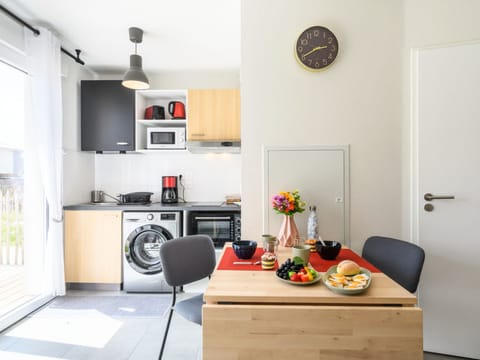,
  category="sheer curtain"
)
[24,27,65,296]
